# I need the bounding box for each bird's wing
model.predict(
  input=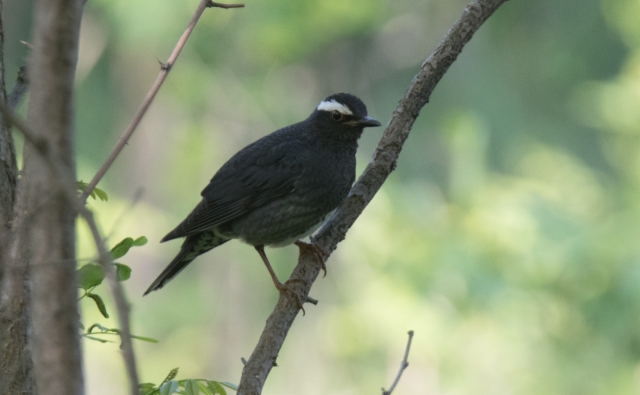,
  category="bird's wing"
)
[161,135,304,241]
